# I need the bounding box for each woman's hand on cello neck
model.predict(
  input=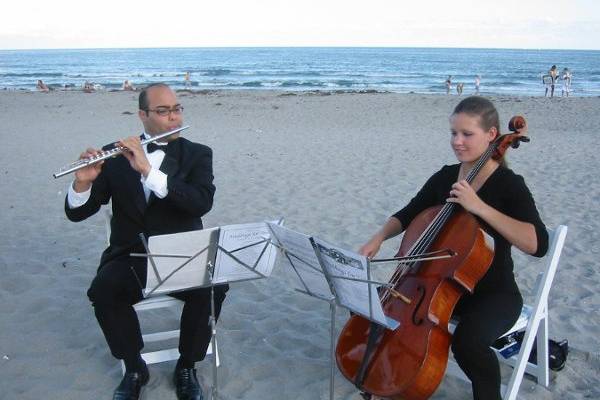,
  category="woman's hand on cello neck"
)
[448,179,539,255]
[446,179,488,216]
